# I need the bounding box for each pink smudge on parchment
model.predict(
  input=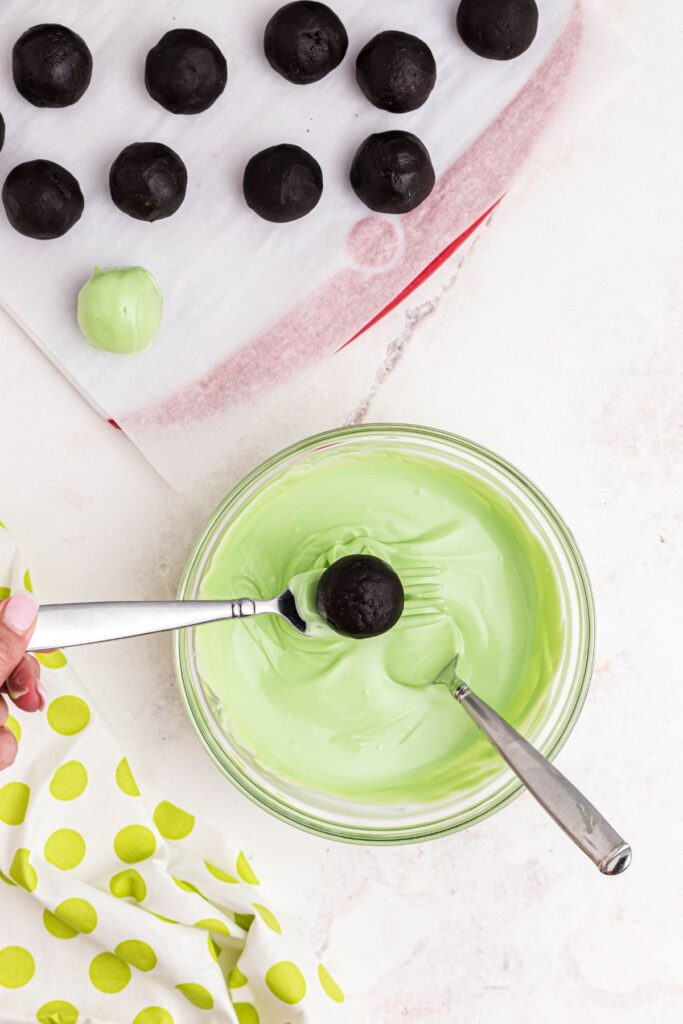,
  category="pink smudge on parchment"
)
[135,3,582,429]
